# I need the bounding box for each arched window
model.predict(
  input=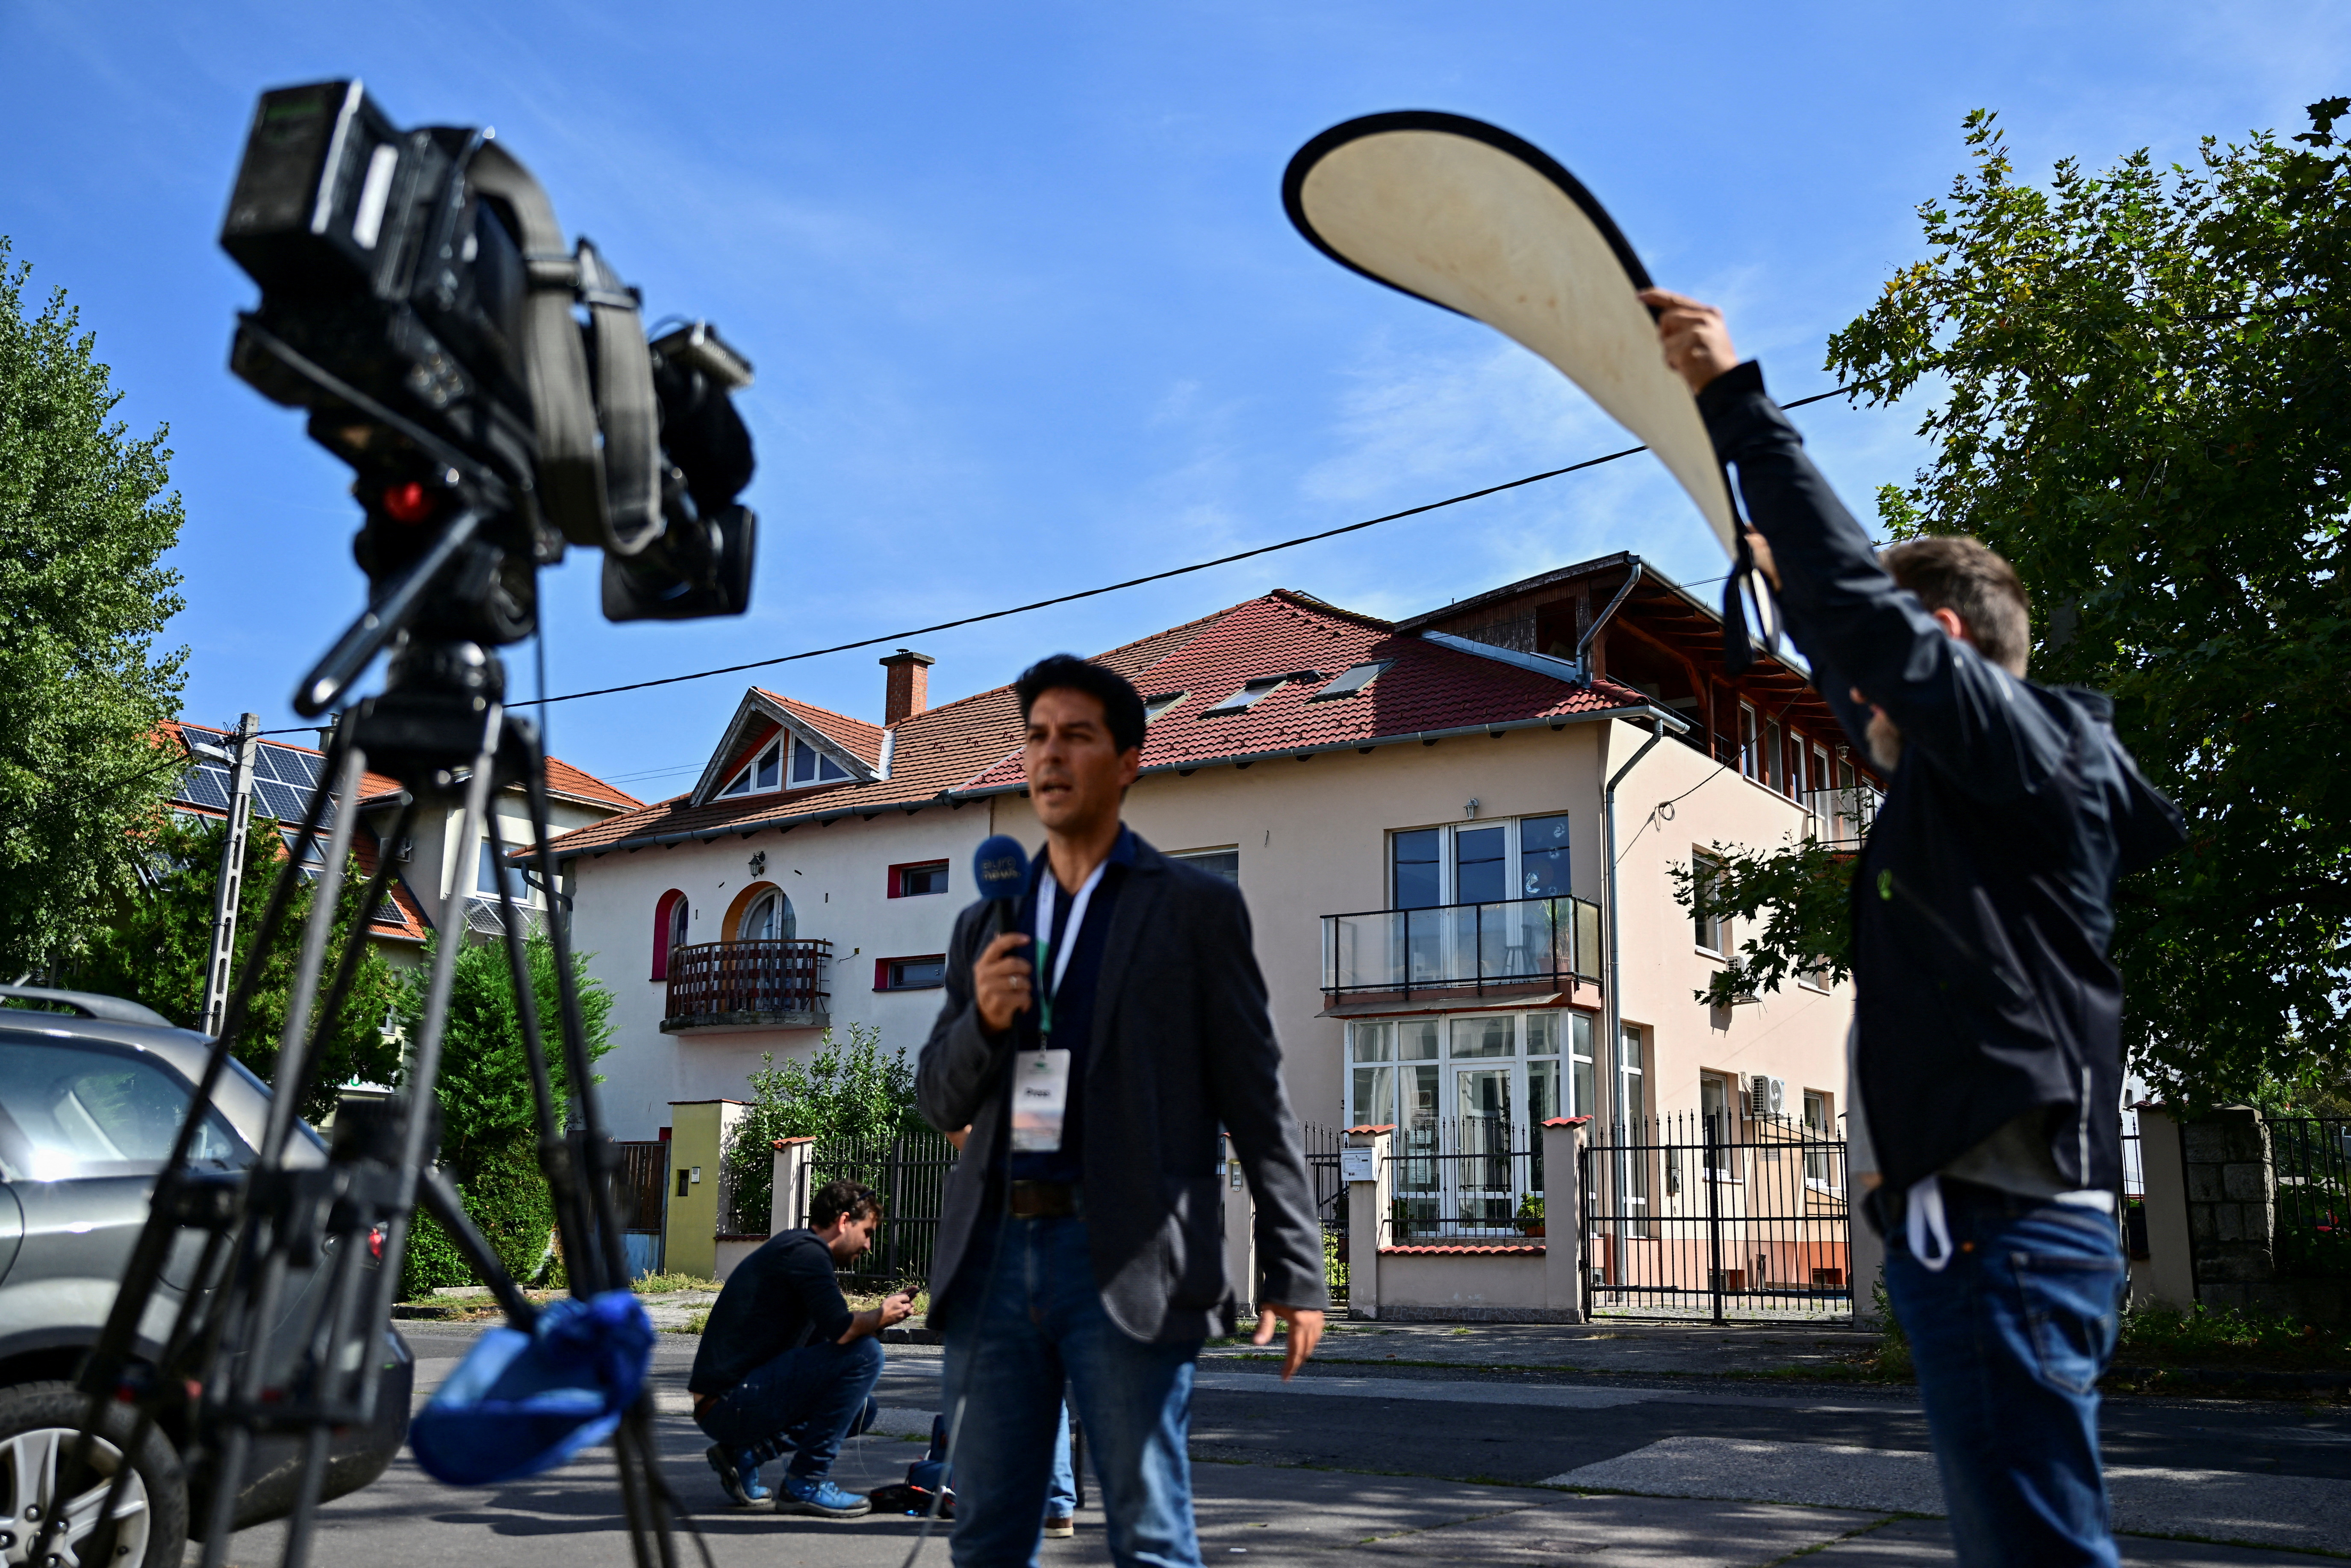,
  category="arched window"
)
[739,889,794,943]
[652,889,689,980]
